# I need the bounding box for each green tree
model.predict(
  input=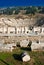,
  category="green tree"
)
[15,9,20,14]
